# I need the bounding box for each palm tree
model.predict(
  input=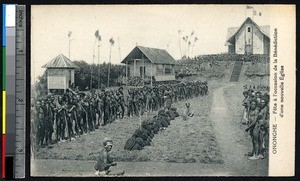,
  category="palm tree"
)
[182,35,189,57]
[178,30,183,58]
[190,30,195,37]
[191,36,198,57]
[107,37,115,87]
[90,30,101,90]
[68,31,74,59]
[187,31,195,58]
[187,41,192,58]
[95,30,102,89]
